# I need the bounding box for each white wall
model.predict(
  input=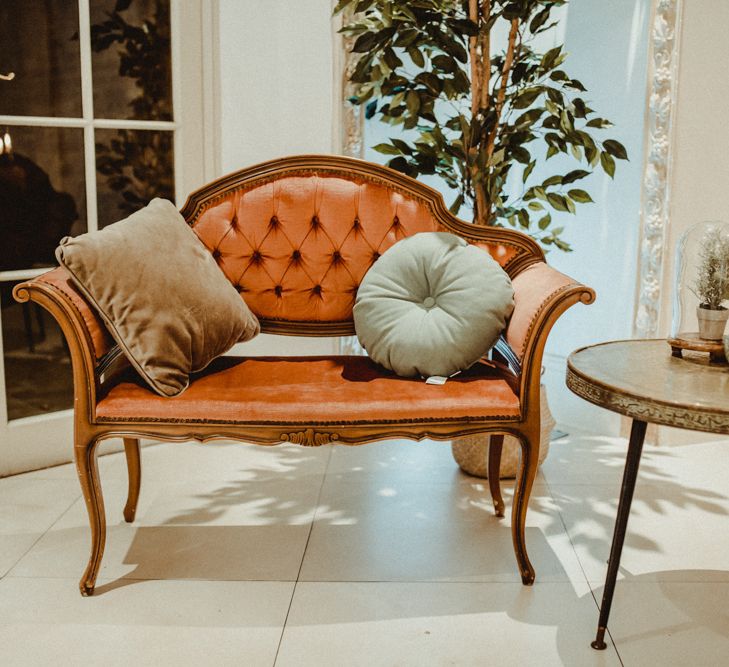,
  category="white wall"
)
[539,0,651,434]
[218,0,336,172]
[659,0,729,335]
[218,0,339,356]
